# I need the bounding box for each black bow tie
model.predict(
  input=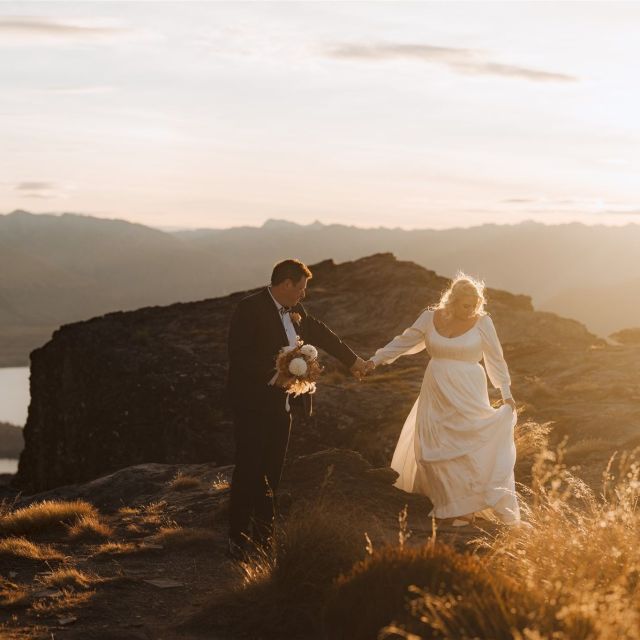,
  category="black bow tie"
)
[279,306,292,317]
